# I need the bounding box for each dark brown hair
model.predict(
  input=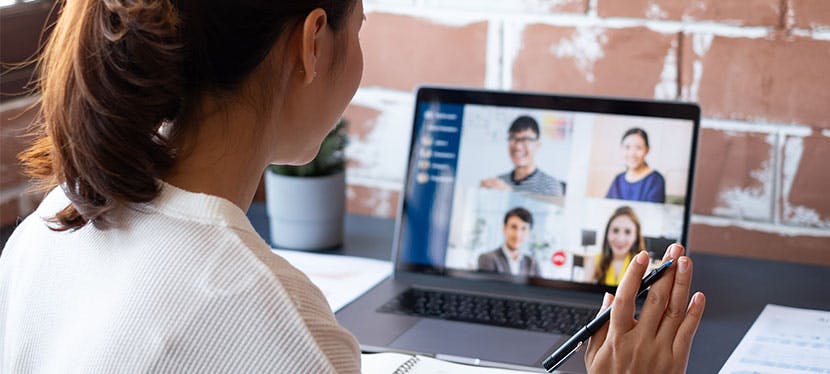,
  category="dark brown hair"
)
[20,0,356,231]
[503,207,533,228]
[594,206,645,284]
[621,127,649,149]
[508,115,539,138]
